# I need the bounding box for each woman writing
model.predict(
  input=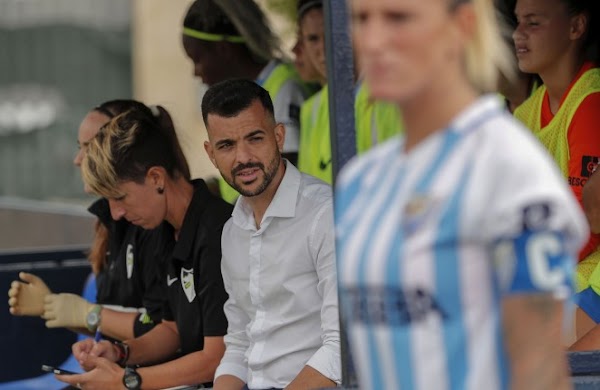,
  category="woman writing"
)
[56,106,232,389]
